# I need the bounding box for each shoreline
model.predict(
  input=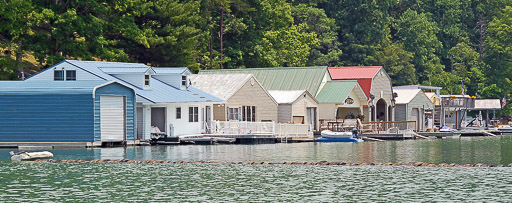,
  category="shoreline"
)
[32,159,512,168]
